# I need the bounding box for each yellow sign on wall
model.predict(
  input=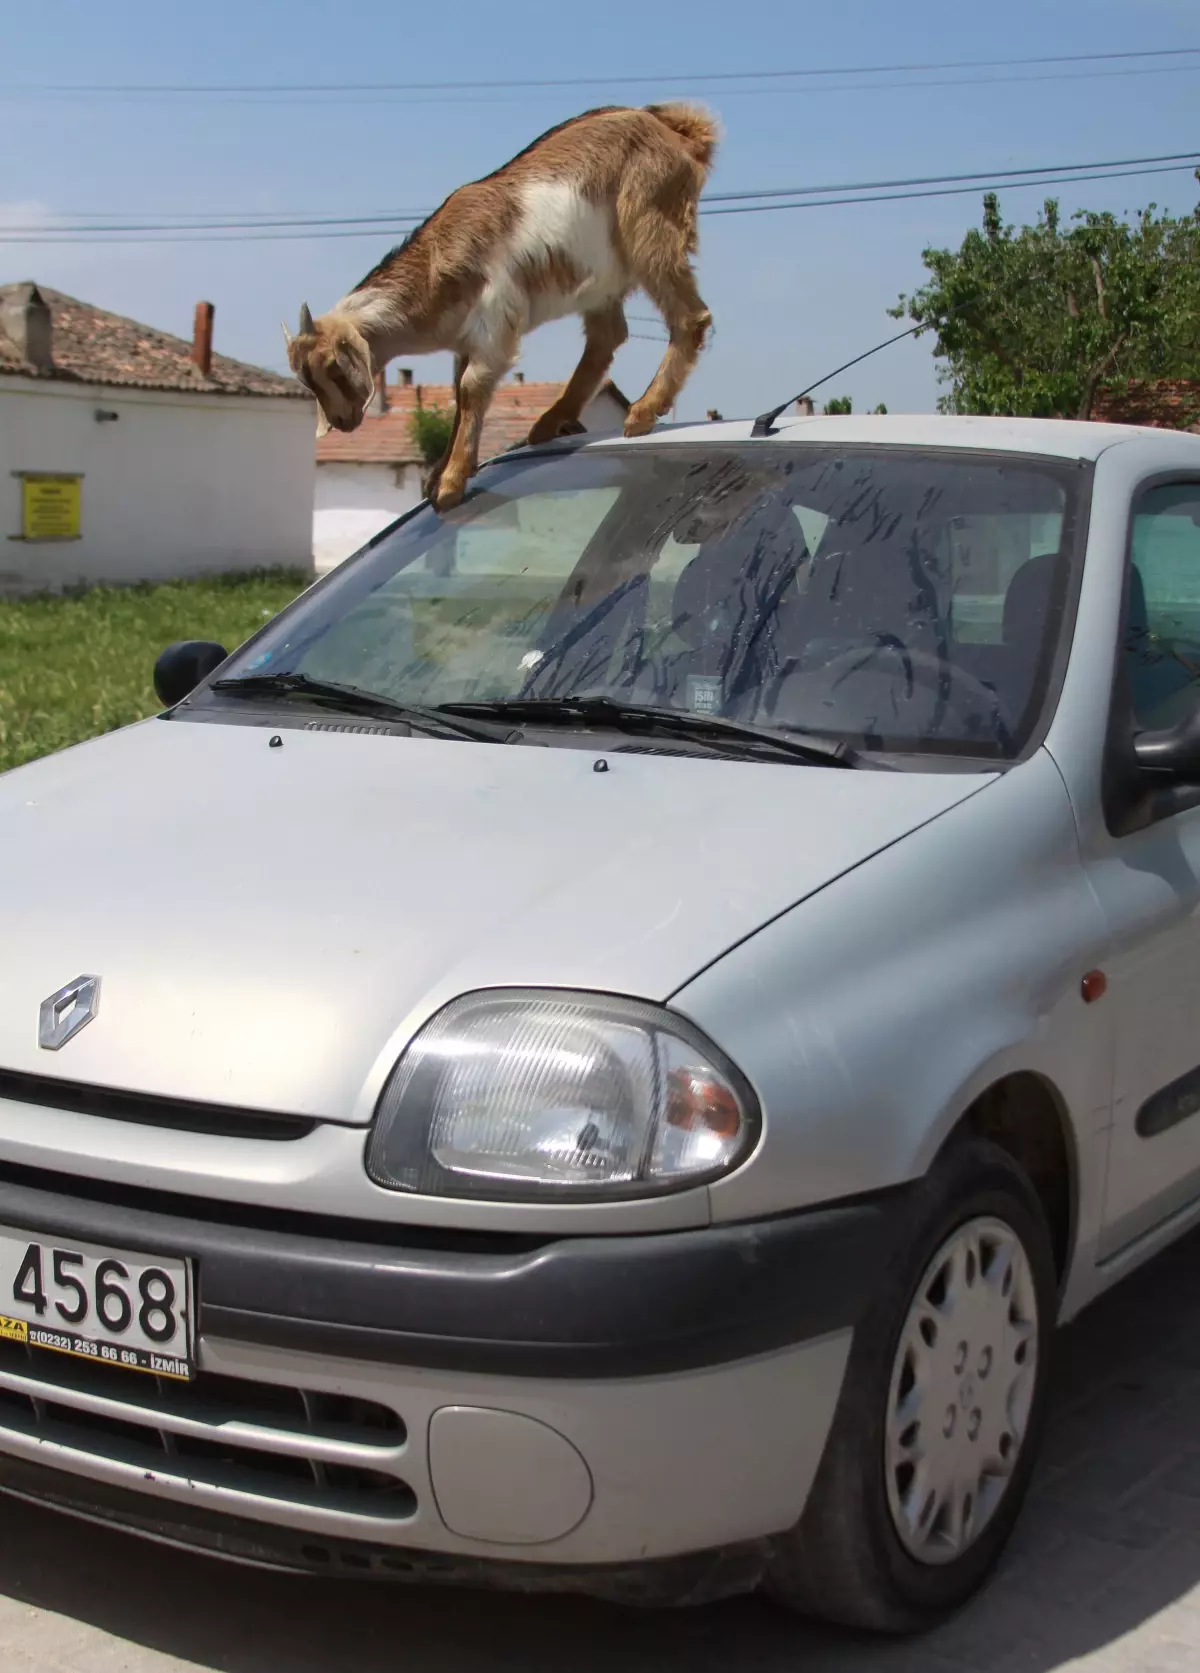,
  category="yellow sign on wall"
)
[17,474,82,541]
